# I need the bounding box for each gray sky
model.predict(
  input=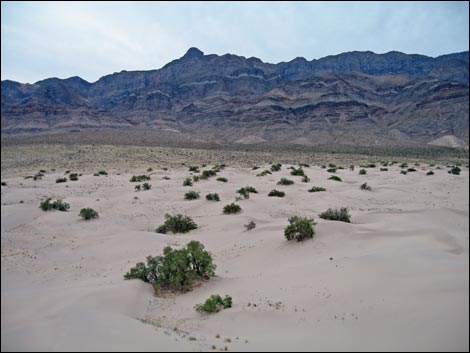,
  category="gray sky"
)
[1,1,469,83]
